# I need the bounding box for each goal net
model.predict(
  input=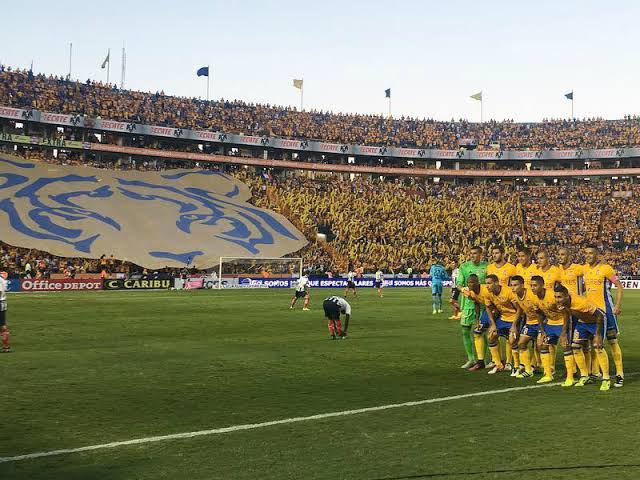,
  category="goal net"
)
[217,257,303,289]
